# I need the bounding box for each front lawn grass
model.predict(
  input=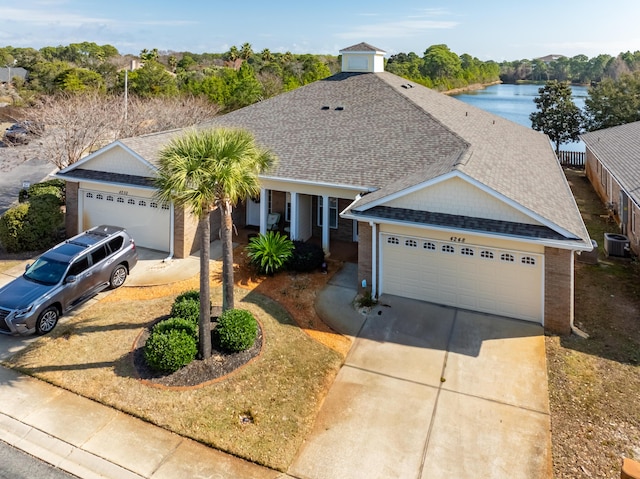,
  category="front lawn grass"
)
[3,285,343,471]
